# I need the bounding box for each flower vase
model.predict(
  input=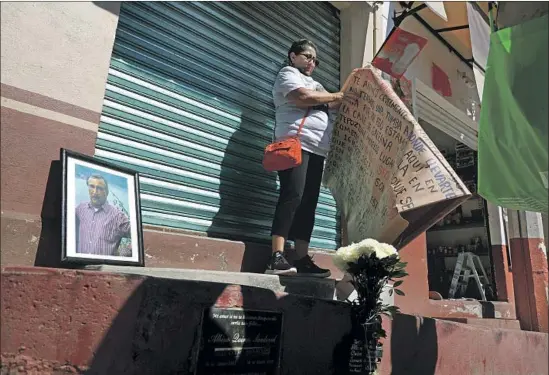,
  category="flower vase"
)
[363,321,383,374]
[346,320,383,374]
